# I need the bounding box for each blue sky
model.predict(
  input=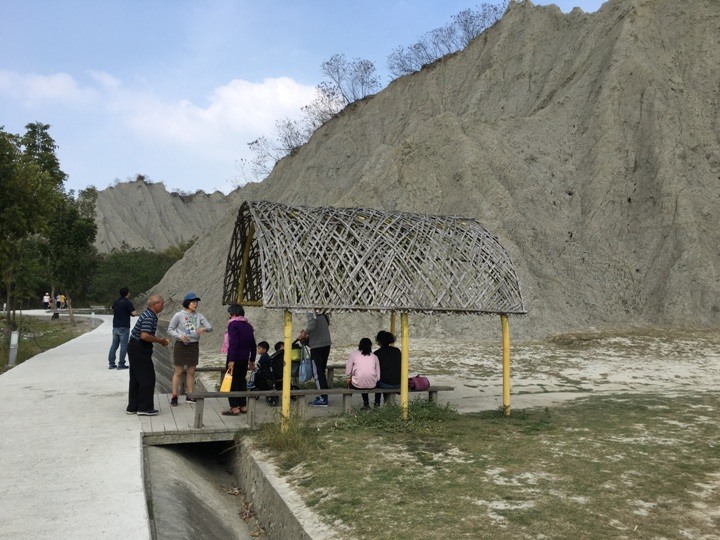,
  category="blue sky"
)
[0,0,604,195]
